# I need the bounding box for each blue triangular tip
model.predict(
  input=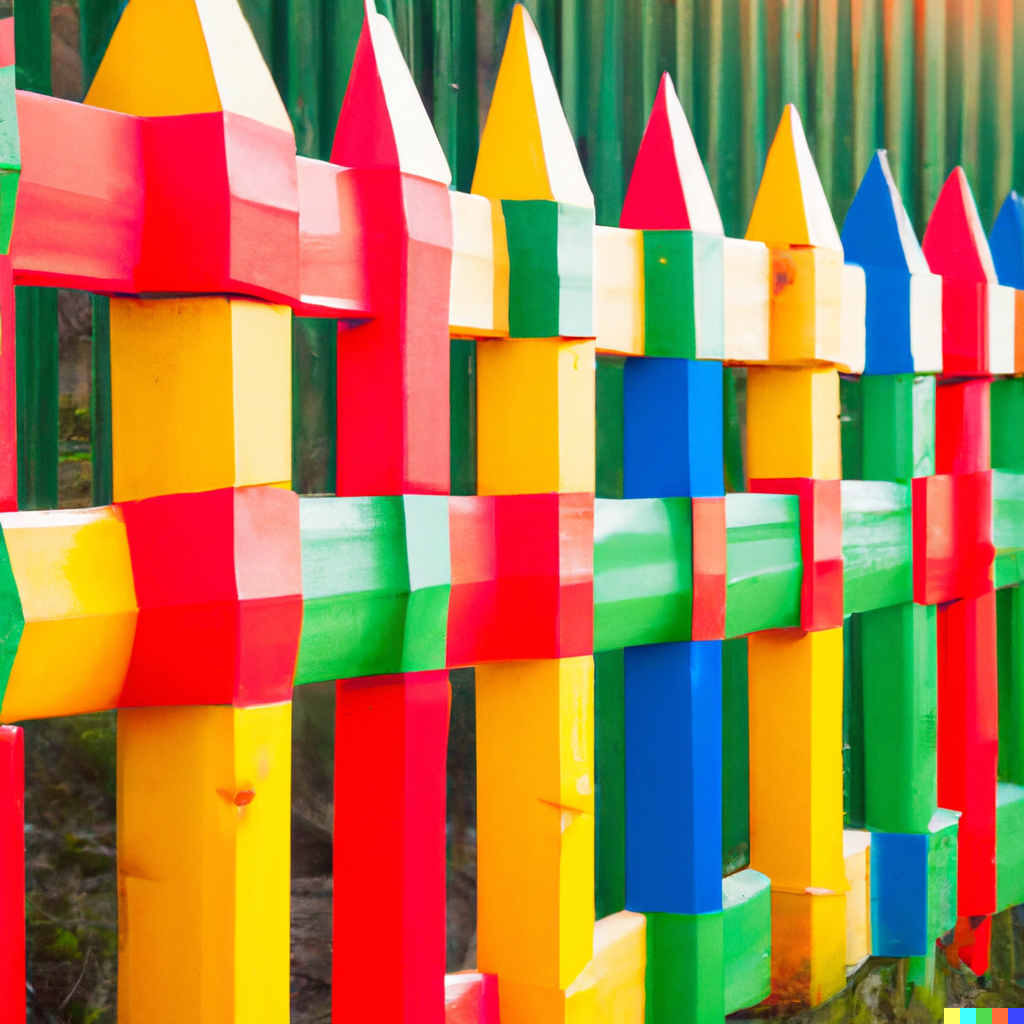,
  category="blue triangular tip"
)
[841,151,927,273]
[989,191,1024,290]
